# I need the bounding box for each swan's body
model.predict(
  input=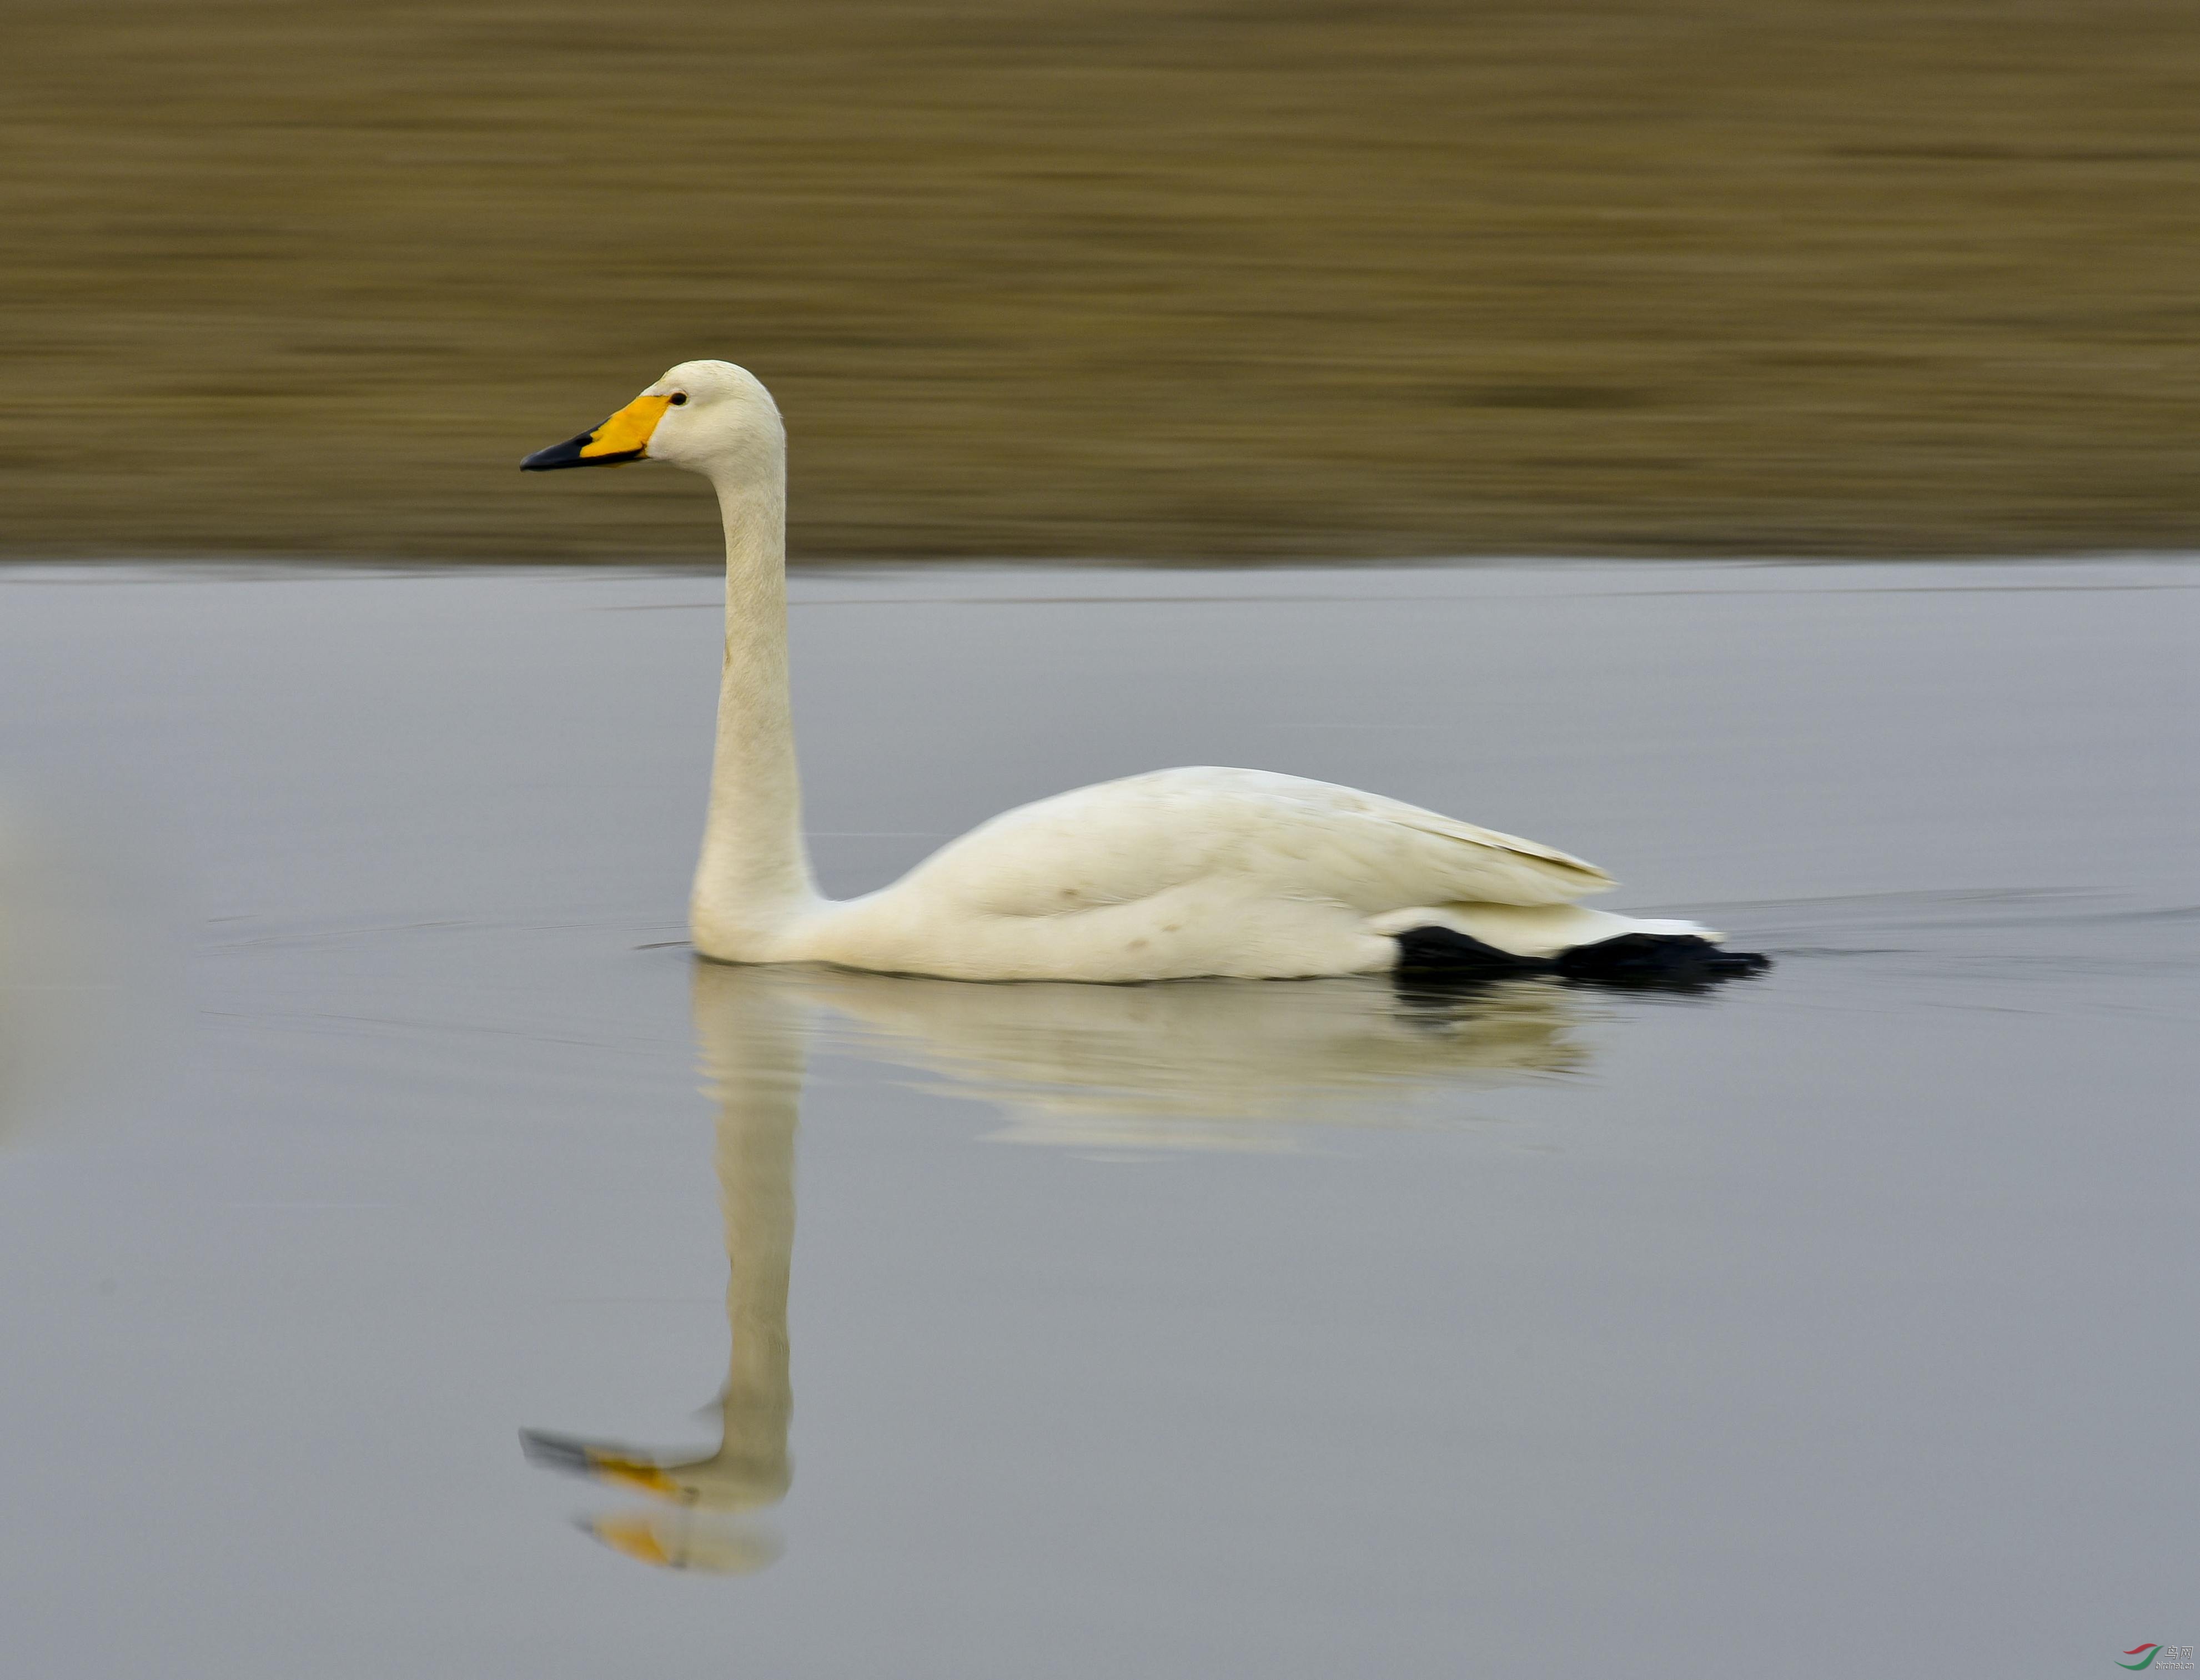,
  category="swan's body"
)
[740,764,1696,982]
[524,360,1762,984]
